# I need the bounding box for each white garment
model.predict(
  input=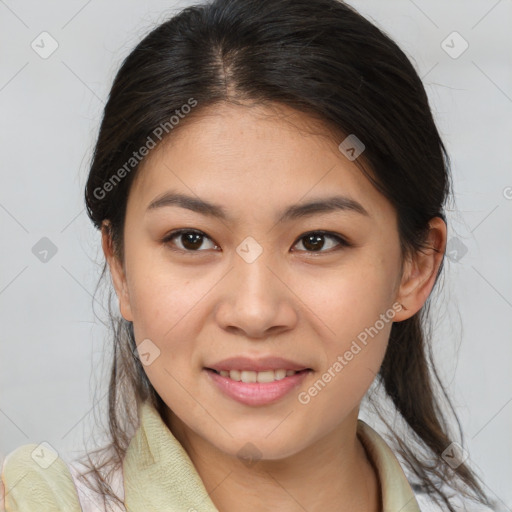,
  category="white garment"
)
[68,463,125,512]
